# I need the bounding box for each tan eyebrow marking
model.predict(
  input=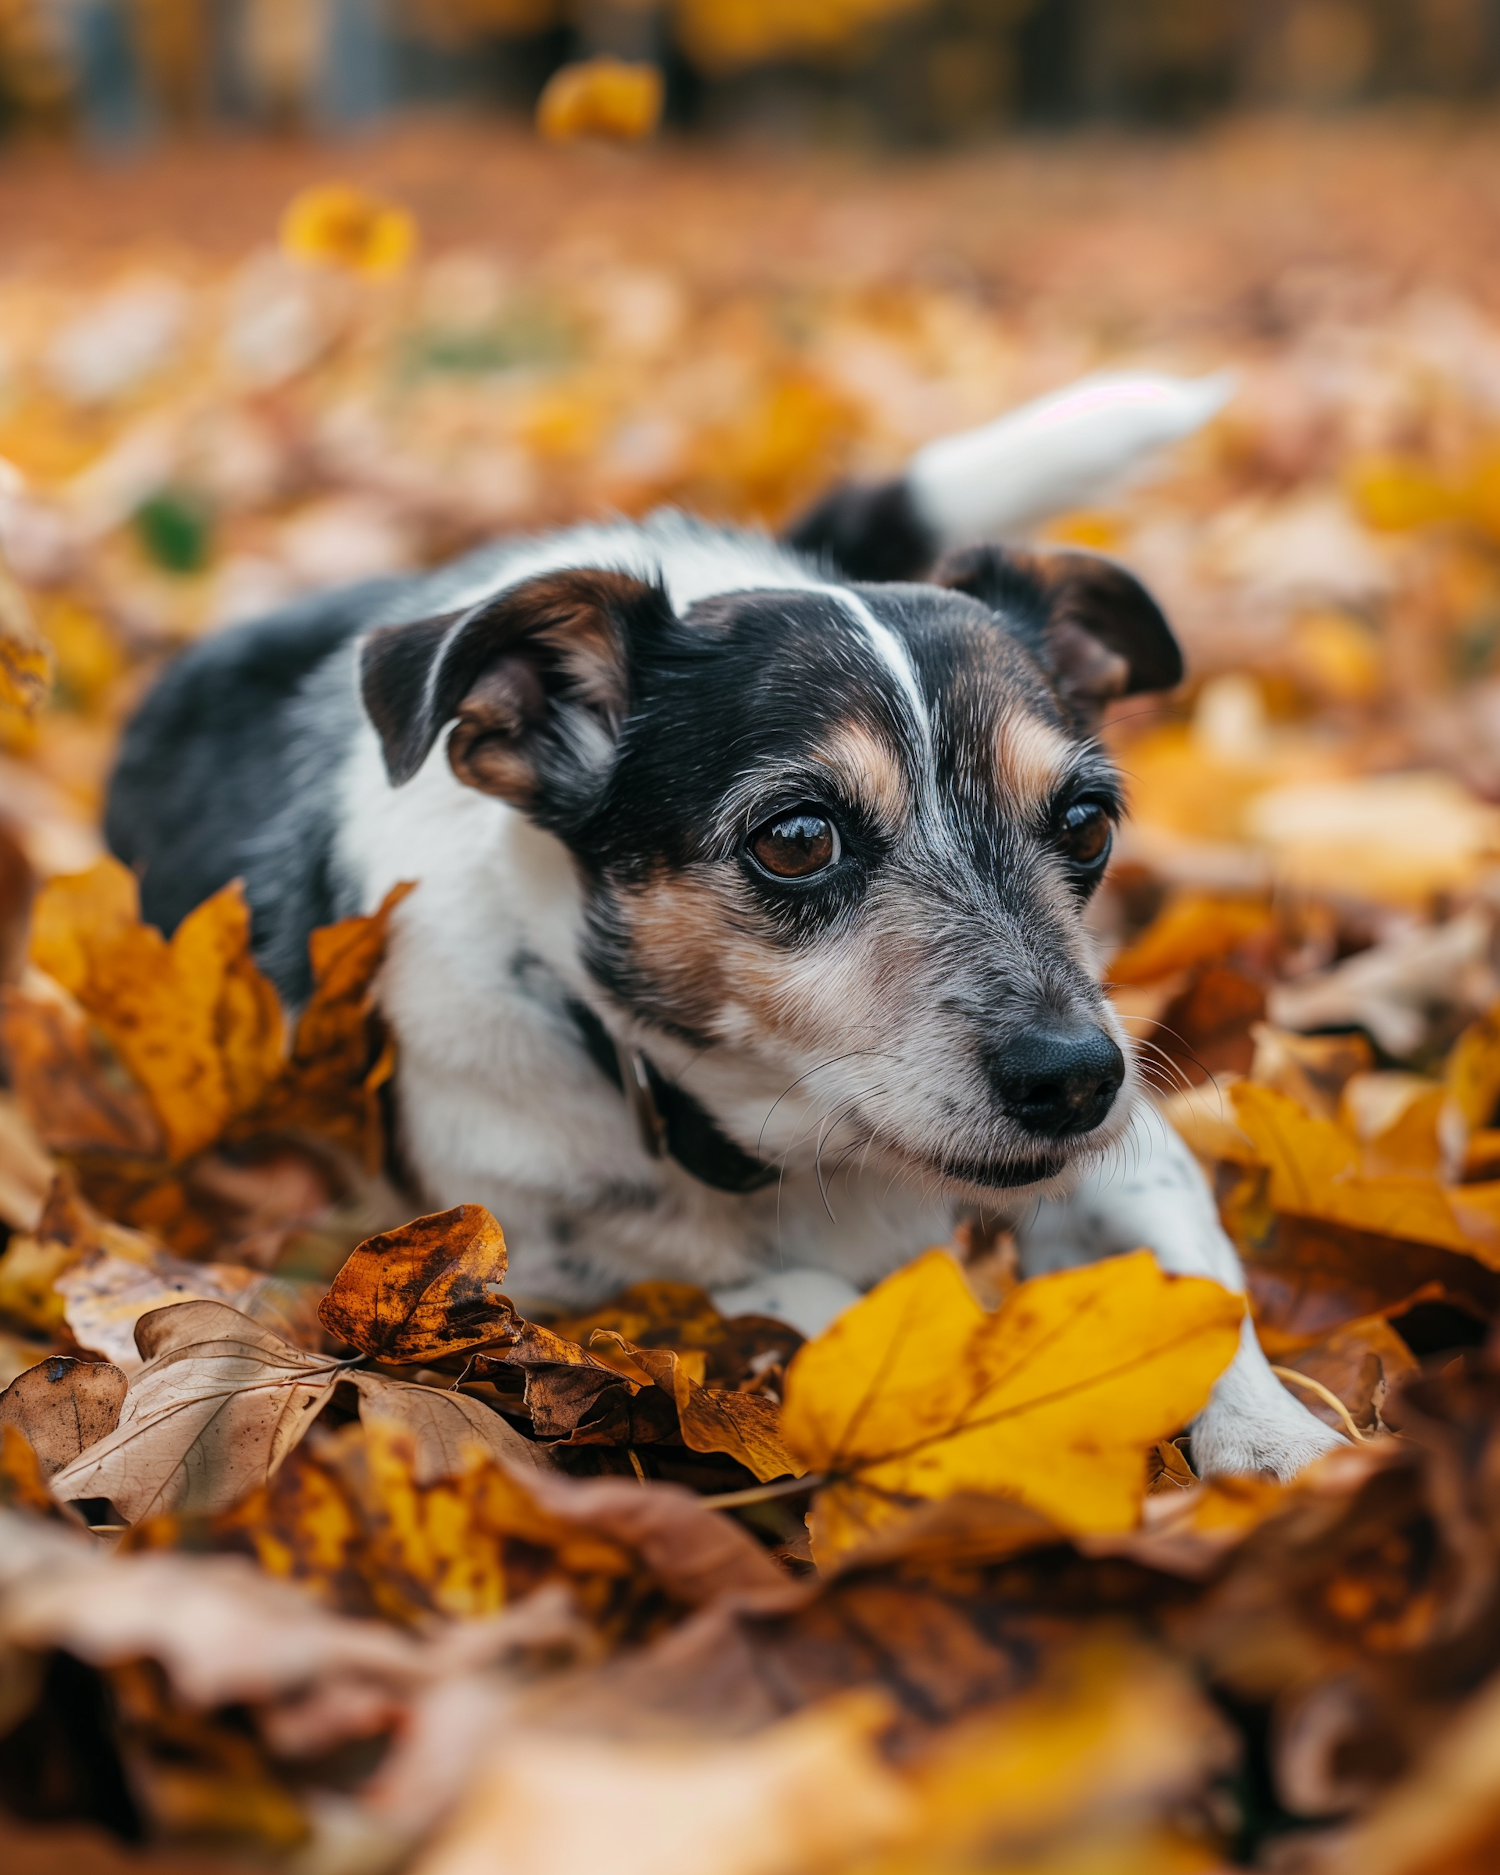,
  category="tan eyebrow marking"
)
[809,720,909,831]
[995,710,1073,814]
